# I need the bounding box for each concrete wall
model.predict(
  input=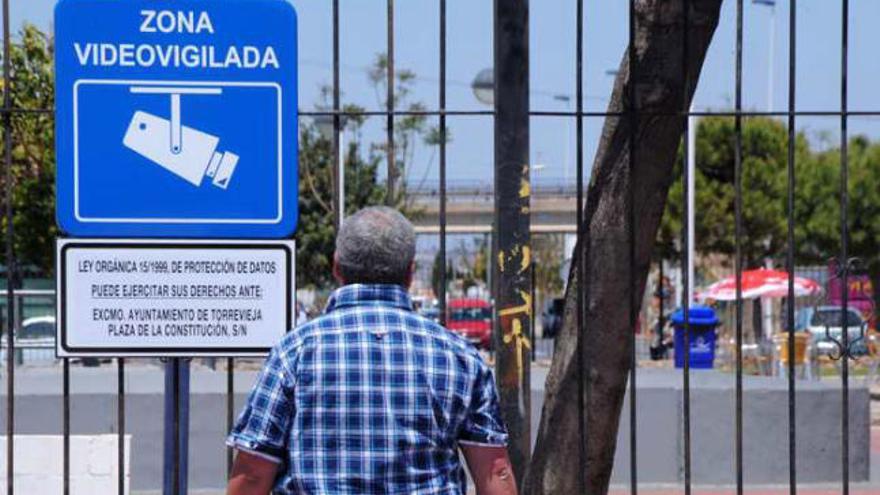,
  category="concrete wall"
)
[0,435,130,494]
[0,393,247,491]
[0,366,870,490]
[605,370,871,484]
[0,365,258,491]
